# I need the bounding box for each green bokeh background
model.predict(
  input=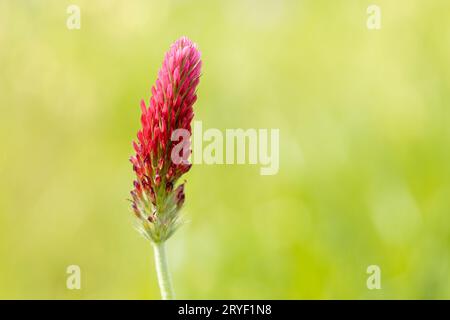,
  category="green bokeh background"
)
[1,0,449,299]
